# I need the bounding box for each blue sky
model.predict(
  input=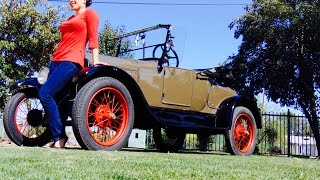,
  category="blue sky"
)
[50,0,252,69]
[48,0,301,113]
